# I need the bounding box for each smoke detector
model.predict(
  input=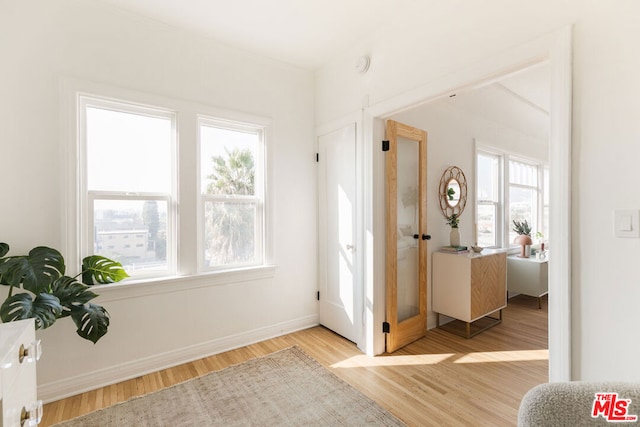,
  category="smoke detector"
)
[355,55,370,73]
